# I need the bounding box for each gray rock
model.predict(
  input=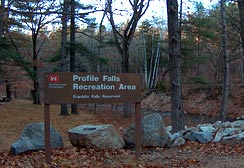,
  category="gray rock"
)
[11,122,63,155]
[68,124,124,149]
[184,126,197,133]
[123,113,170,147]
[222,121,232,128]
[166,126,172,136]
[171,137,186,147]
[222,132,244,145]
[198,124,216,133]
[213,121,222,129]
[230,120,244,129]
[167,132,178,148]
[171,132,183,141]
[213,127,240,142]
[184,131,213,143]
